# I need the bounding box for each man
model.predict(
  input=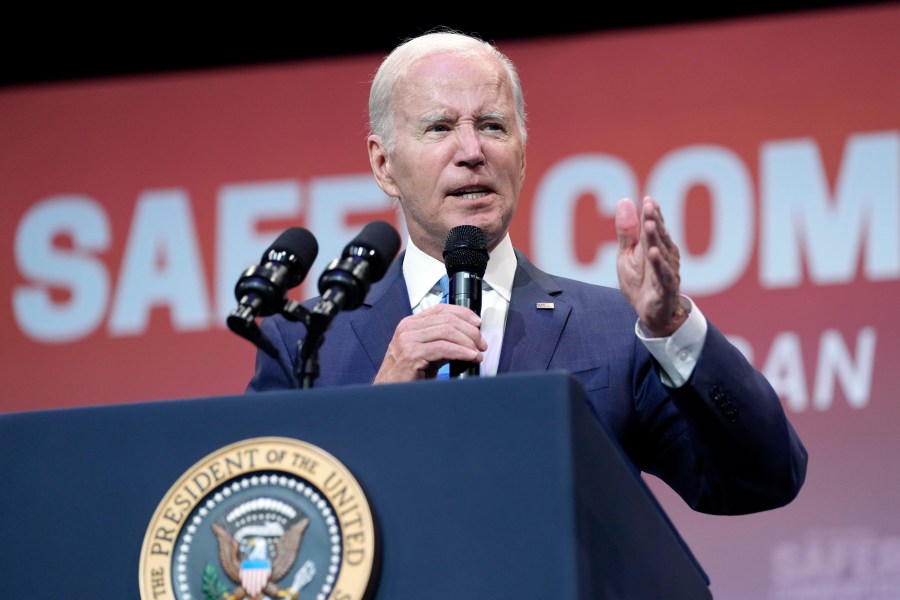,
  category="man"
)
[248,30,807,515]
